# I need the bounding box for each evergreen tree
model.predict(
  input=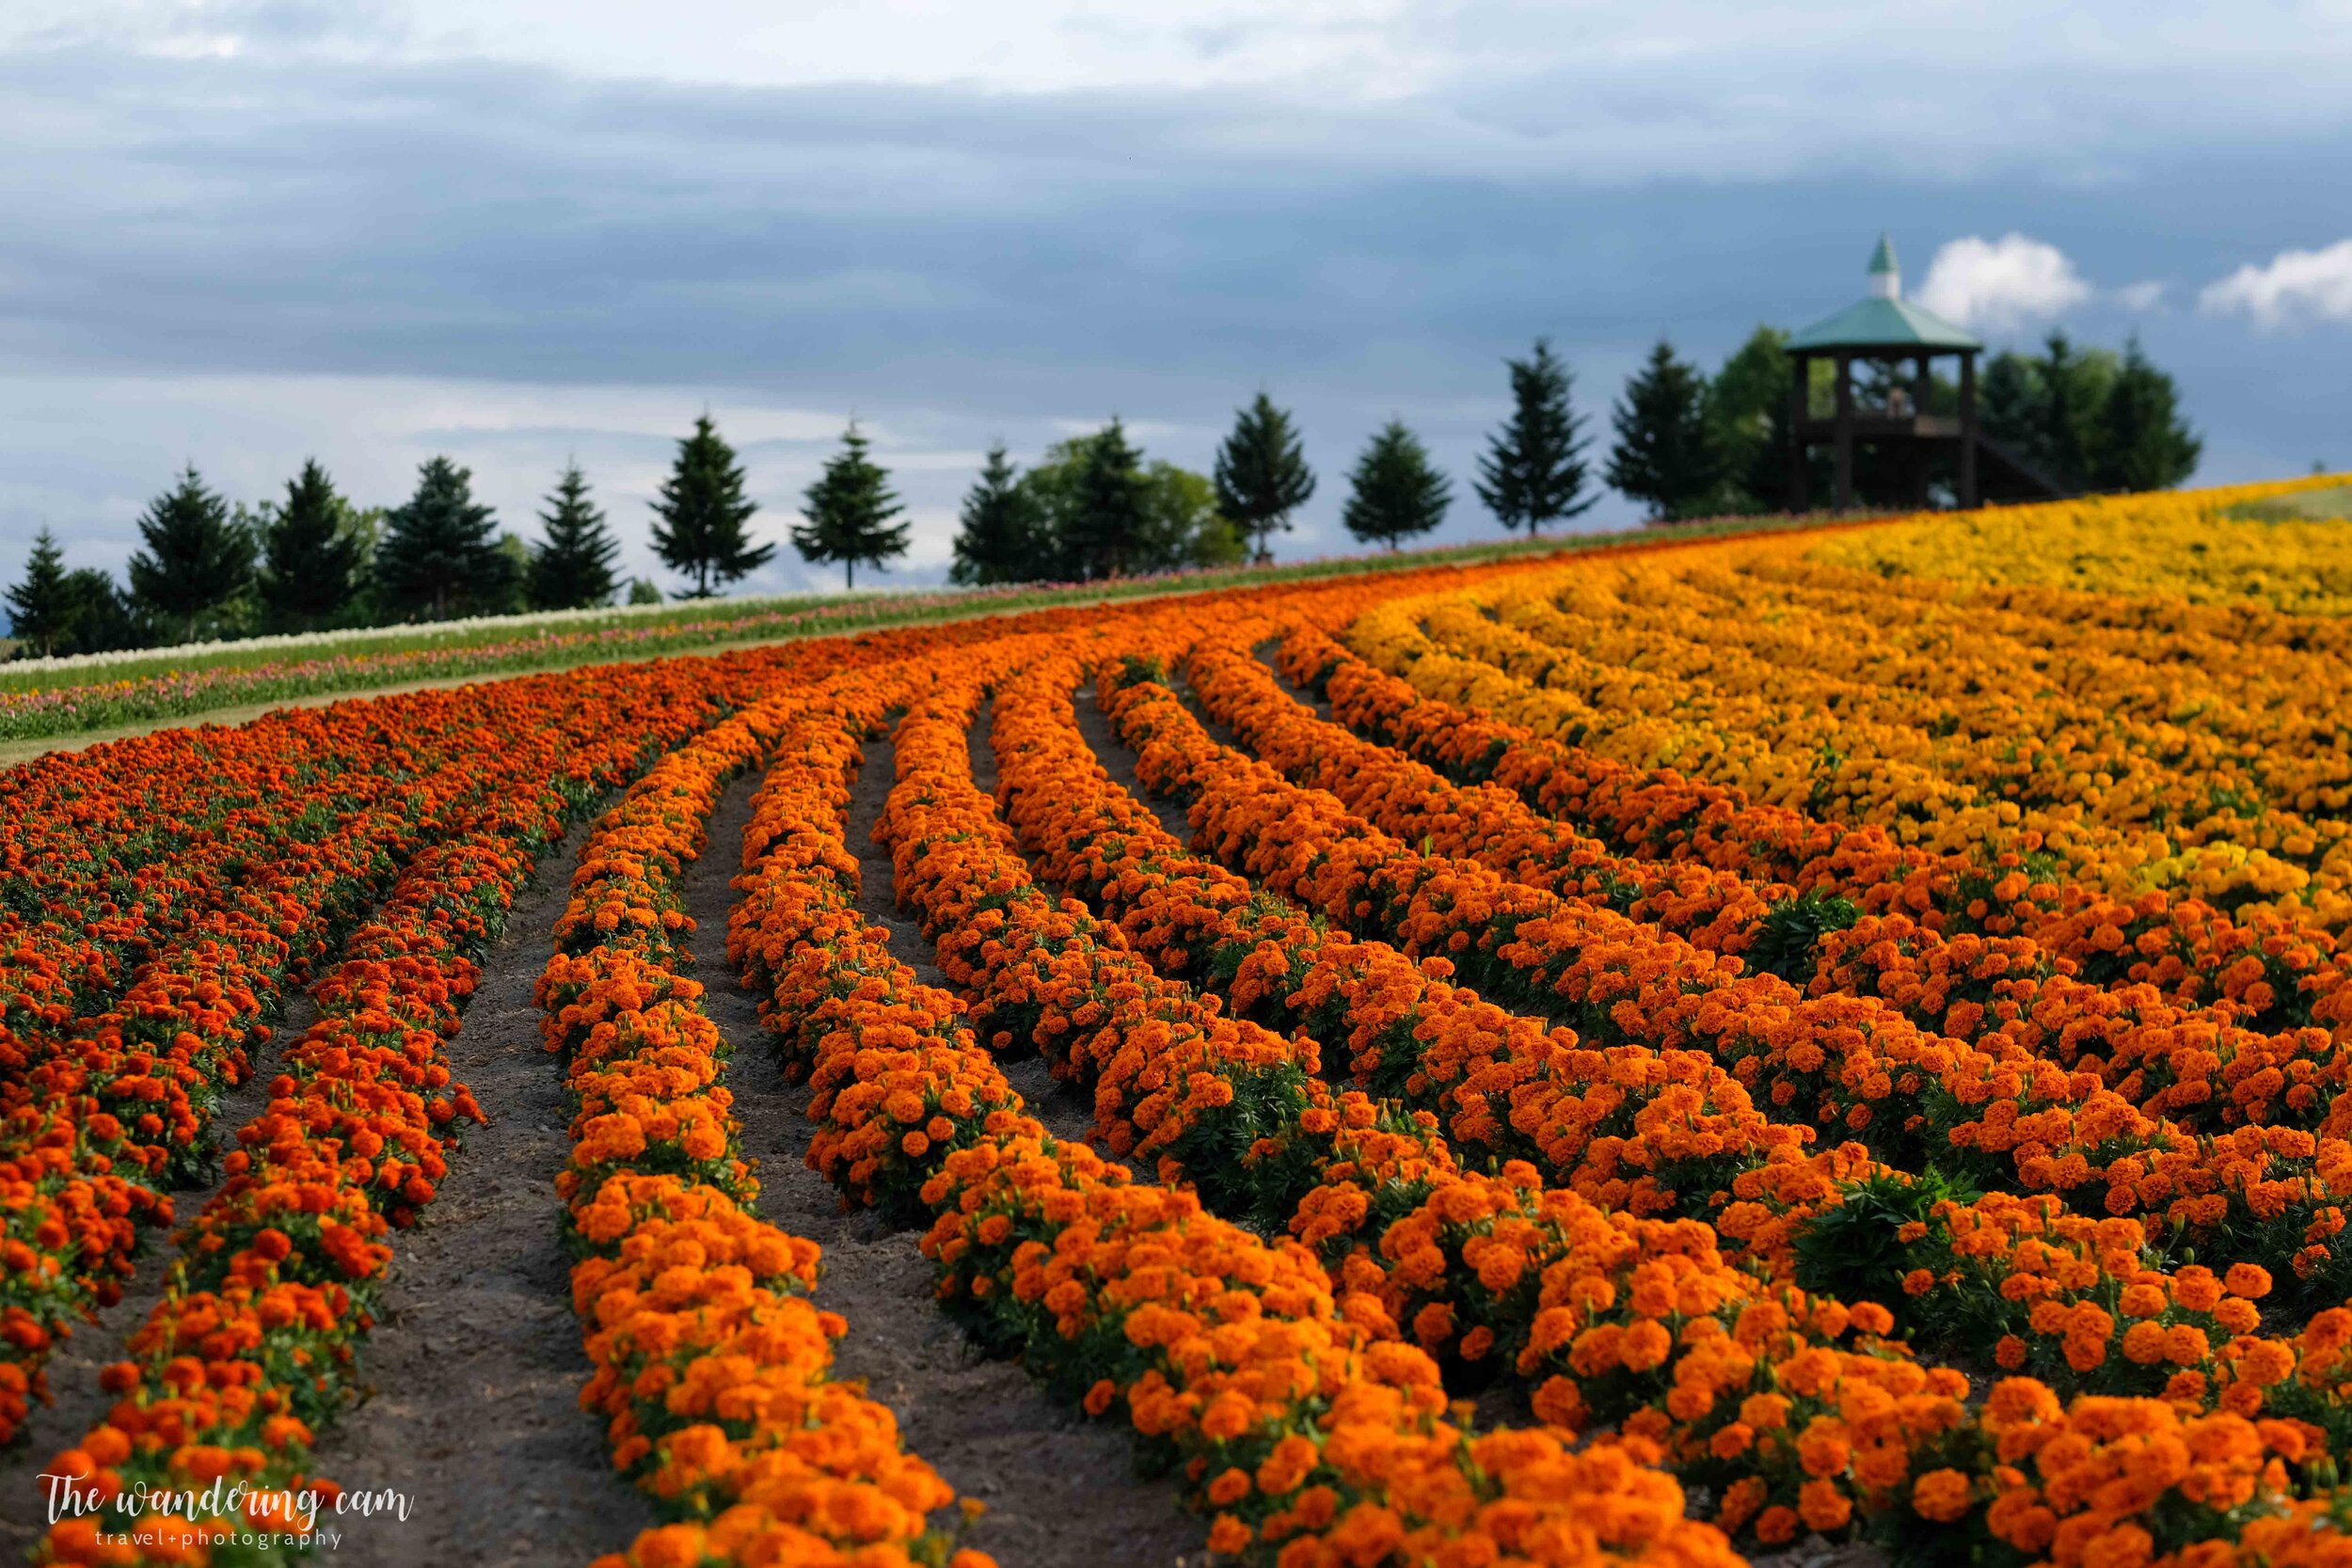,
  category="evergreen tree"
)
[6,529,80,657]
[652,414,771,596]
[1213,392,1316,563]
[949,444,1047,586]
[258,459,366,633]
[1979,352,2041,447]
[2092,336,2201,493]
[127,466,257,642]
[1607,340,1722,520]
[792,423,911,591]
[527,463,623,610]
[2037,331,2091,490]
[374,456,517,621]
[1060,418,1153,579]
[1015,432,1237,580]
[62,569,144,655]
[1475,339,1596,534]
[1342,420,1451,550]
